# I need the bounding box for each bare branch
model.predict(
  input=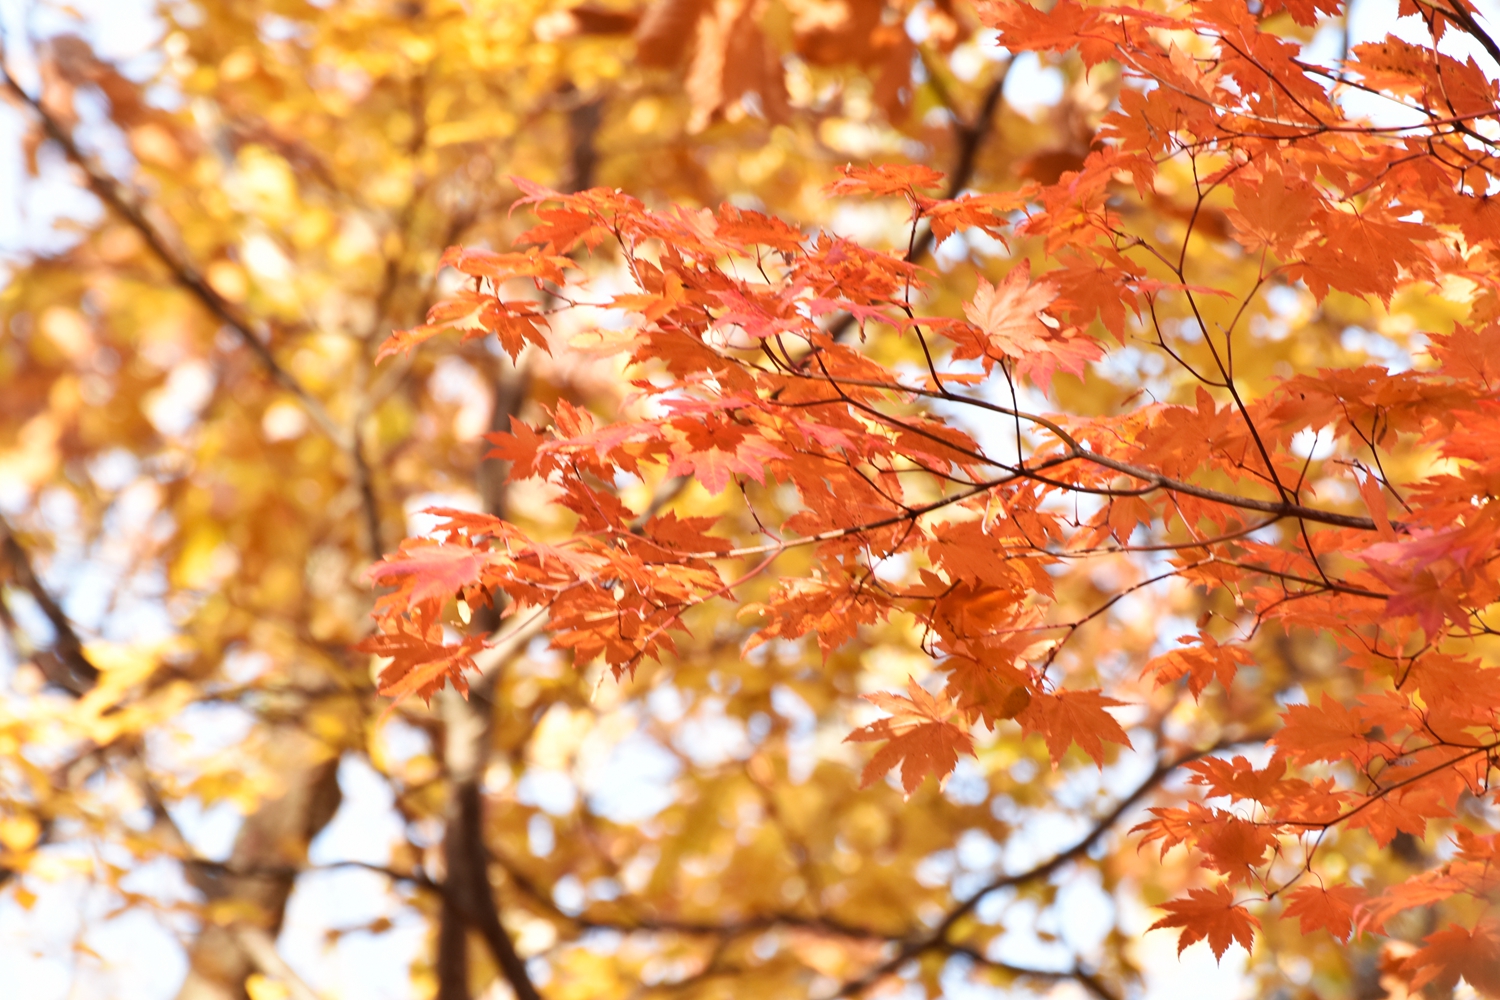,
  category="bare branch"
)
[834,733,1273,998]
[940,943,1121,1000]
[0,514,98,695]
